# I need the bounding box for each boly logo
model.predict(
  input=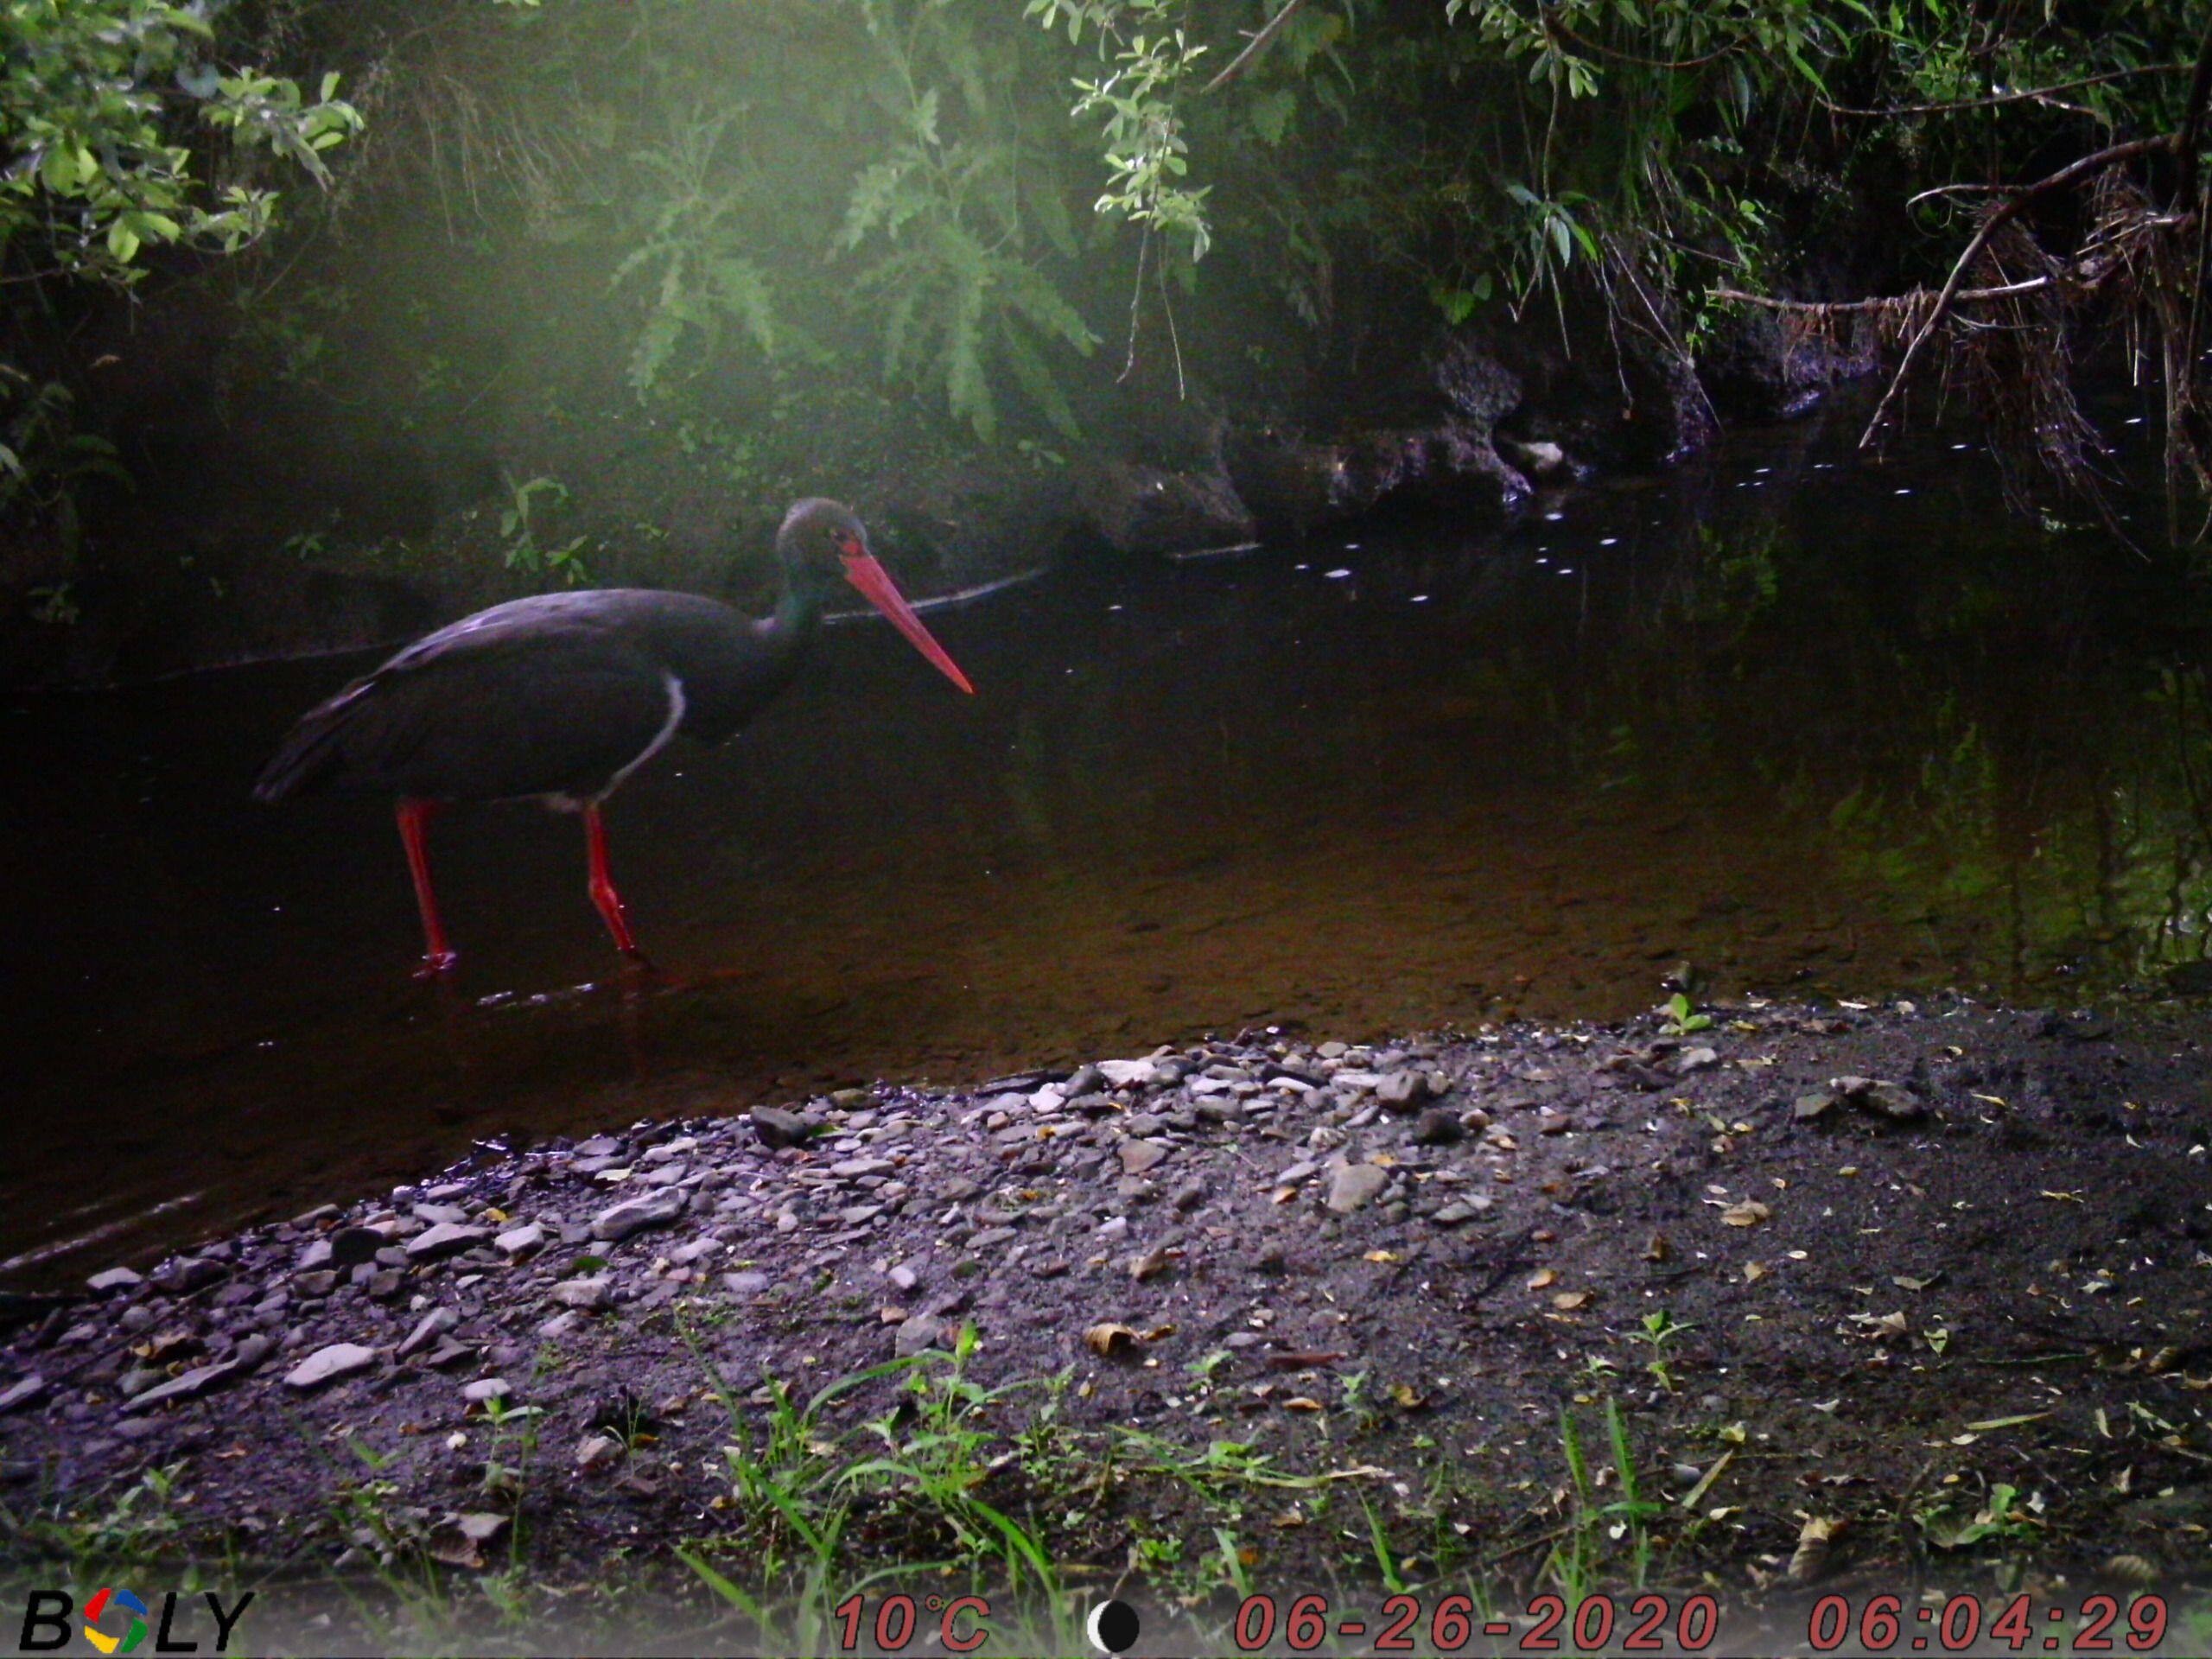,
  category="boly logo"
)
[81,1589,147,1655]
[16,1589,251,1655]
